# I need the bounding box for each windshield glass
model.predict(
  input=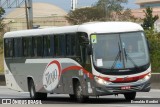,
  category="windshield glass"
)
[91,32,149,69]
